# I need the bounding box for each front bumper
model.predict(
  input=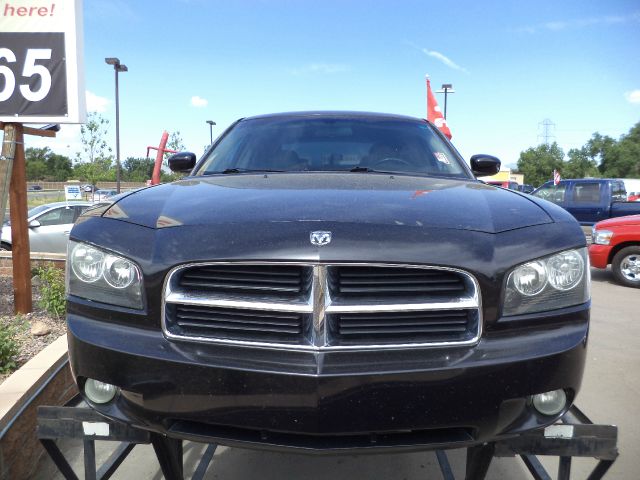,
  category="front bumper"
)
[67,307,588,453]
[588,244,611,269]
